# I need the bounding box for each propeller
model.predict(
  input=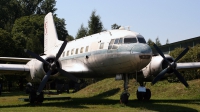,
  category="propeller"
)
[25,40,80,95]
[151,44,189,87]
